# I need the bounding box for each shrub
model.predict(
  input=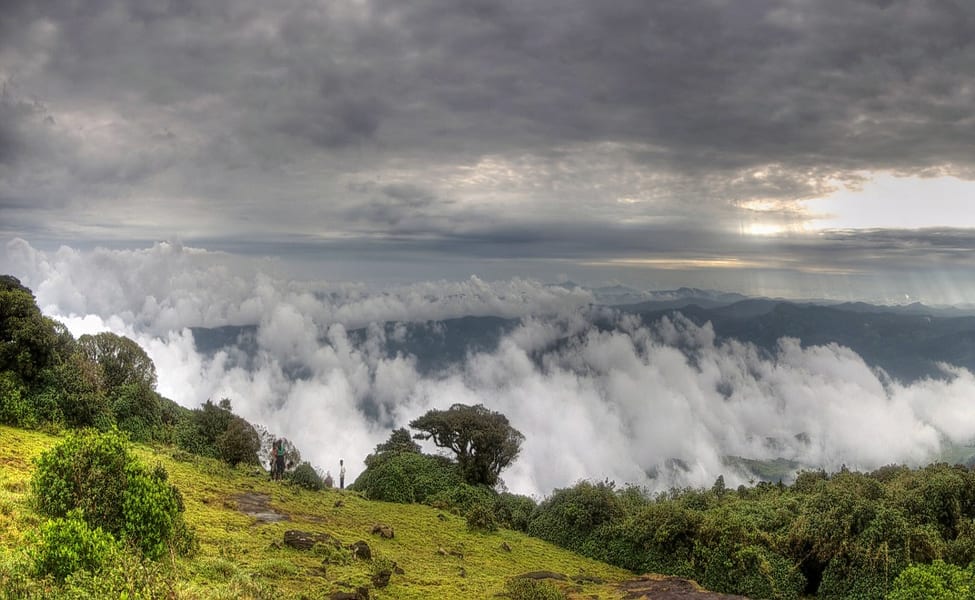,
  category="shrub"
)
[503,577,567,600]
[617,501,701,576]
[493,492,537,532]
[370,554,396,588]
[121,463,185,559]
[0,371,35,428]
[175,399,234,459]
[44,352,111,429]
[111,382,162,442]
[30,430,192,562]
[62,549,177,599]
[527,481,623,553]
[288,461,326,491]
[351,451,463,504]
[29,512,117,581]
[888,560,975,600]
[31,429,132,533]
[315,543,353,565]
[177,399,260,466]
[429,482,496,516]
[216,416,261,467]
[466,501,499,532]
